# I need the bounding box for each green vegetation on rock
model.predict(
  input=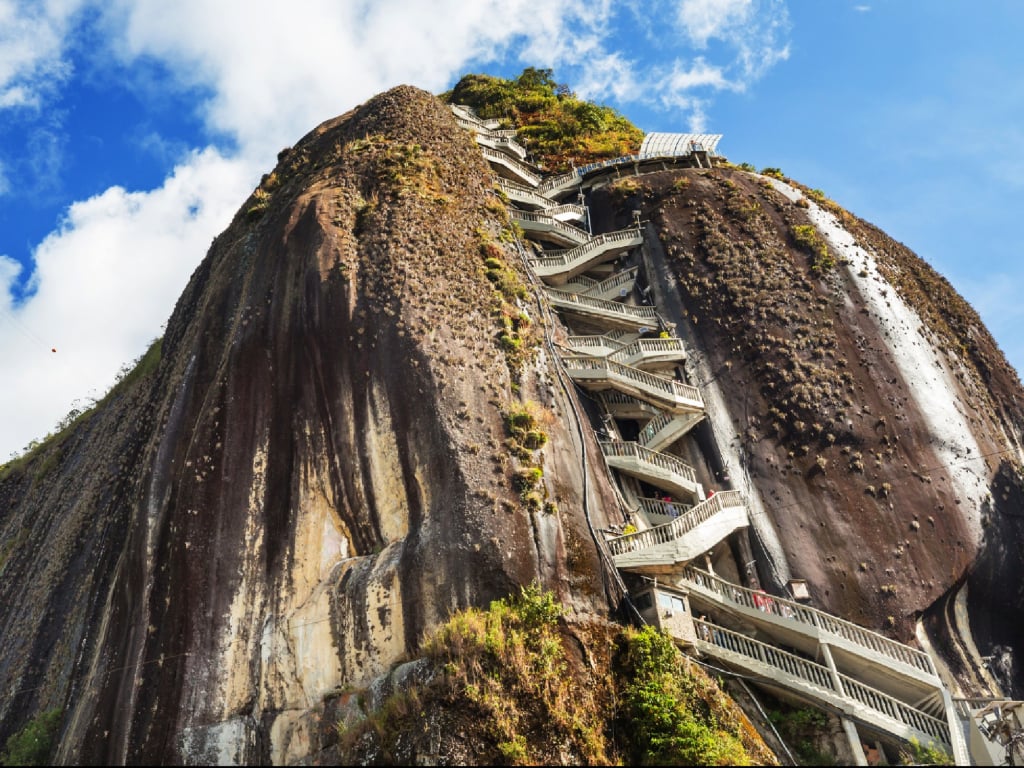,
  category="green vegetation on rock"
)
[336,585,775,766]
[1,709,61,766]
[790,224,834,274]
[617,626,754,765]
[444,67,643,171]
